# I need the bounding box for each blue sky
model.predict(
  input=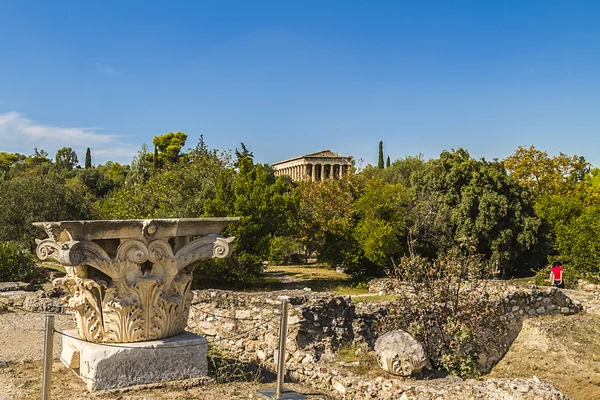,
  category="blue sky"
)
[0,0,598,166]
